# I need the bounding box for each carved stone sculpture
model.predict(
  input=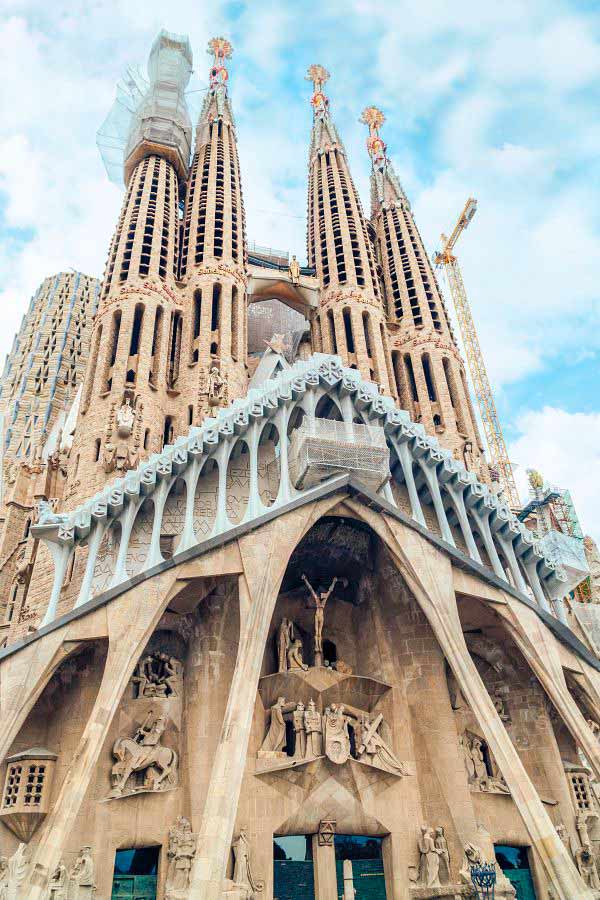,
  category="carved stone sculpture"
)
[323,704,351,764]
[68,846,95,899]
[575,843,600,889]
[0,843,28,900]
[208,367,226,404]
[287,638,308,671]
[116,398,135,437]
[132,651,183,698]
[166,816,196,898]
[289,255,300,285]
[355,713,408,776]
[48,862,68,900]
[304,699,323,758]
[418,825,441,888]
[277,618,294,673]
[109,710,177,797]
[434,827,450,884]
[259,697,294,755]
[232,828,264,898]
[459,843,485,884]
[302,573,342,664]
[293,702,306,759]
